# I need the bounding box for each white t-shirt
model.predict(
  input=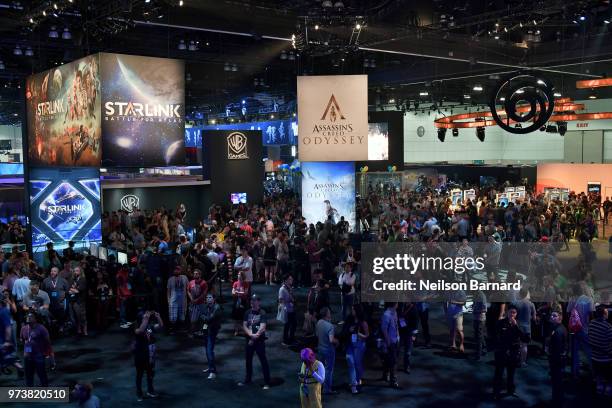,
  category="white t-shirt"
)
[235,255,253,283]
